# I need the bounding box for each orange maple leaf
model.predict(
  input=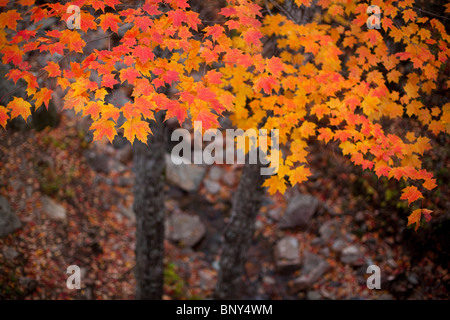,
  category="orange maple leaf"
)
[0,105,8,129]
[400,186,423,205]
[33,88,53,109]
[289,165,312,186]
[8,97,32,121]
[90,119,117,143]
[44,61,61,78]
[0,10,21,31]
[98,13,122,33]
[408,208,432,231]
